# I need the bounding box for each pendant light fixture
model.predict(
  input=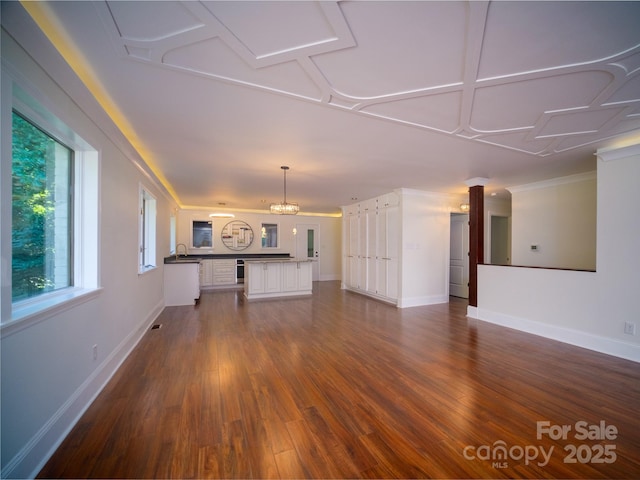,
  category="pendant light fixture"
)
[270,165,299,215]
